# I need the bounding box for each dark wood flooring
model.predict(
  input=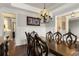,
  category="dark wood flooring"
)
[14,44,55,56]
[14,45,27,56]
[14,41,79,56]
